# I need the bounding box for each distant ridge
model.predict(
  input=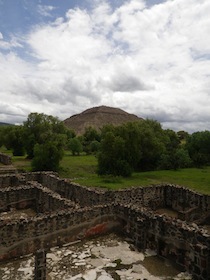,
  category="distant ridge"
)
[63,105,143,135]
[0,122,13,126]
